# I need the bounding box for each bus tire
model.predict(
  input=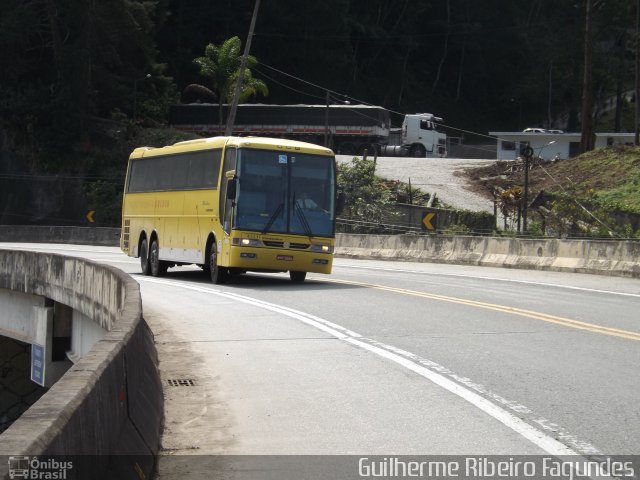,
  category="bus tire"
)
[289,271,306,283]
[150,239,168,277]
[140,237,151,276]
[208,242,228,284]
